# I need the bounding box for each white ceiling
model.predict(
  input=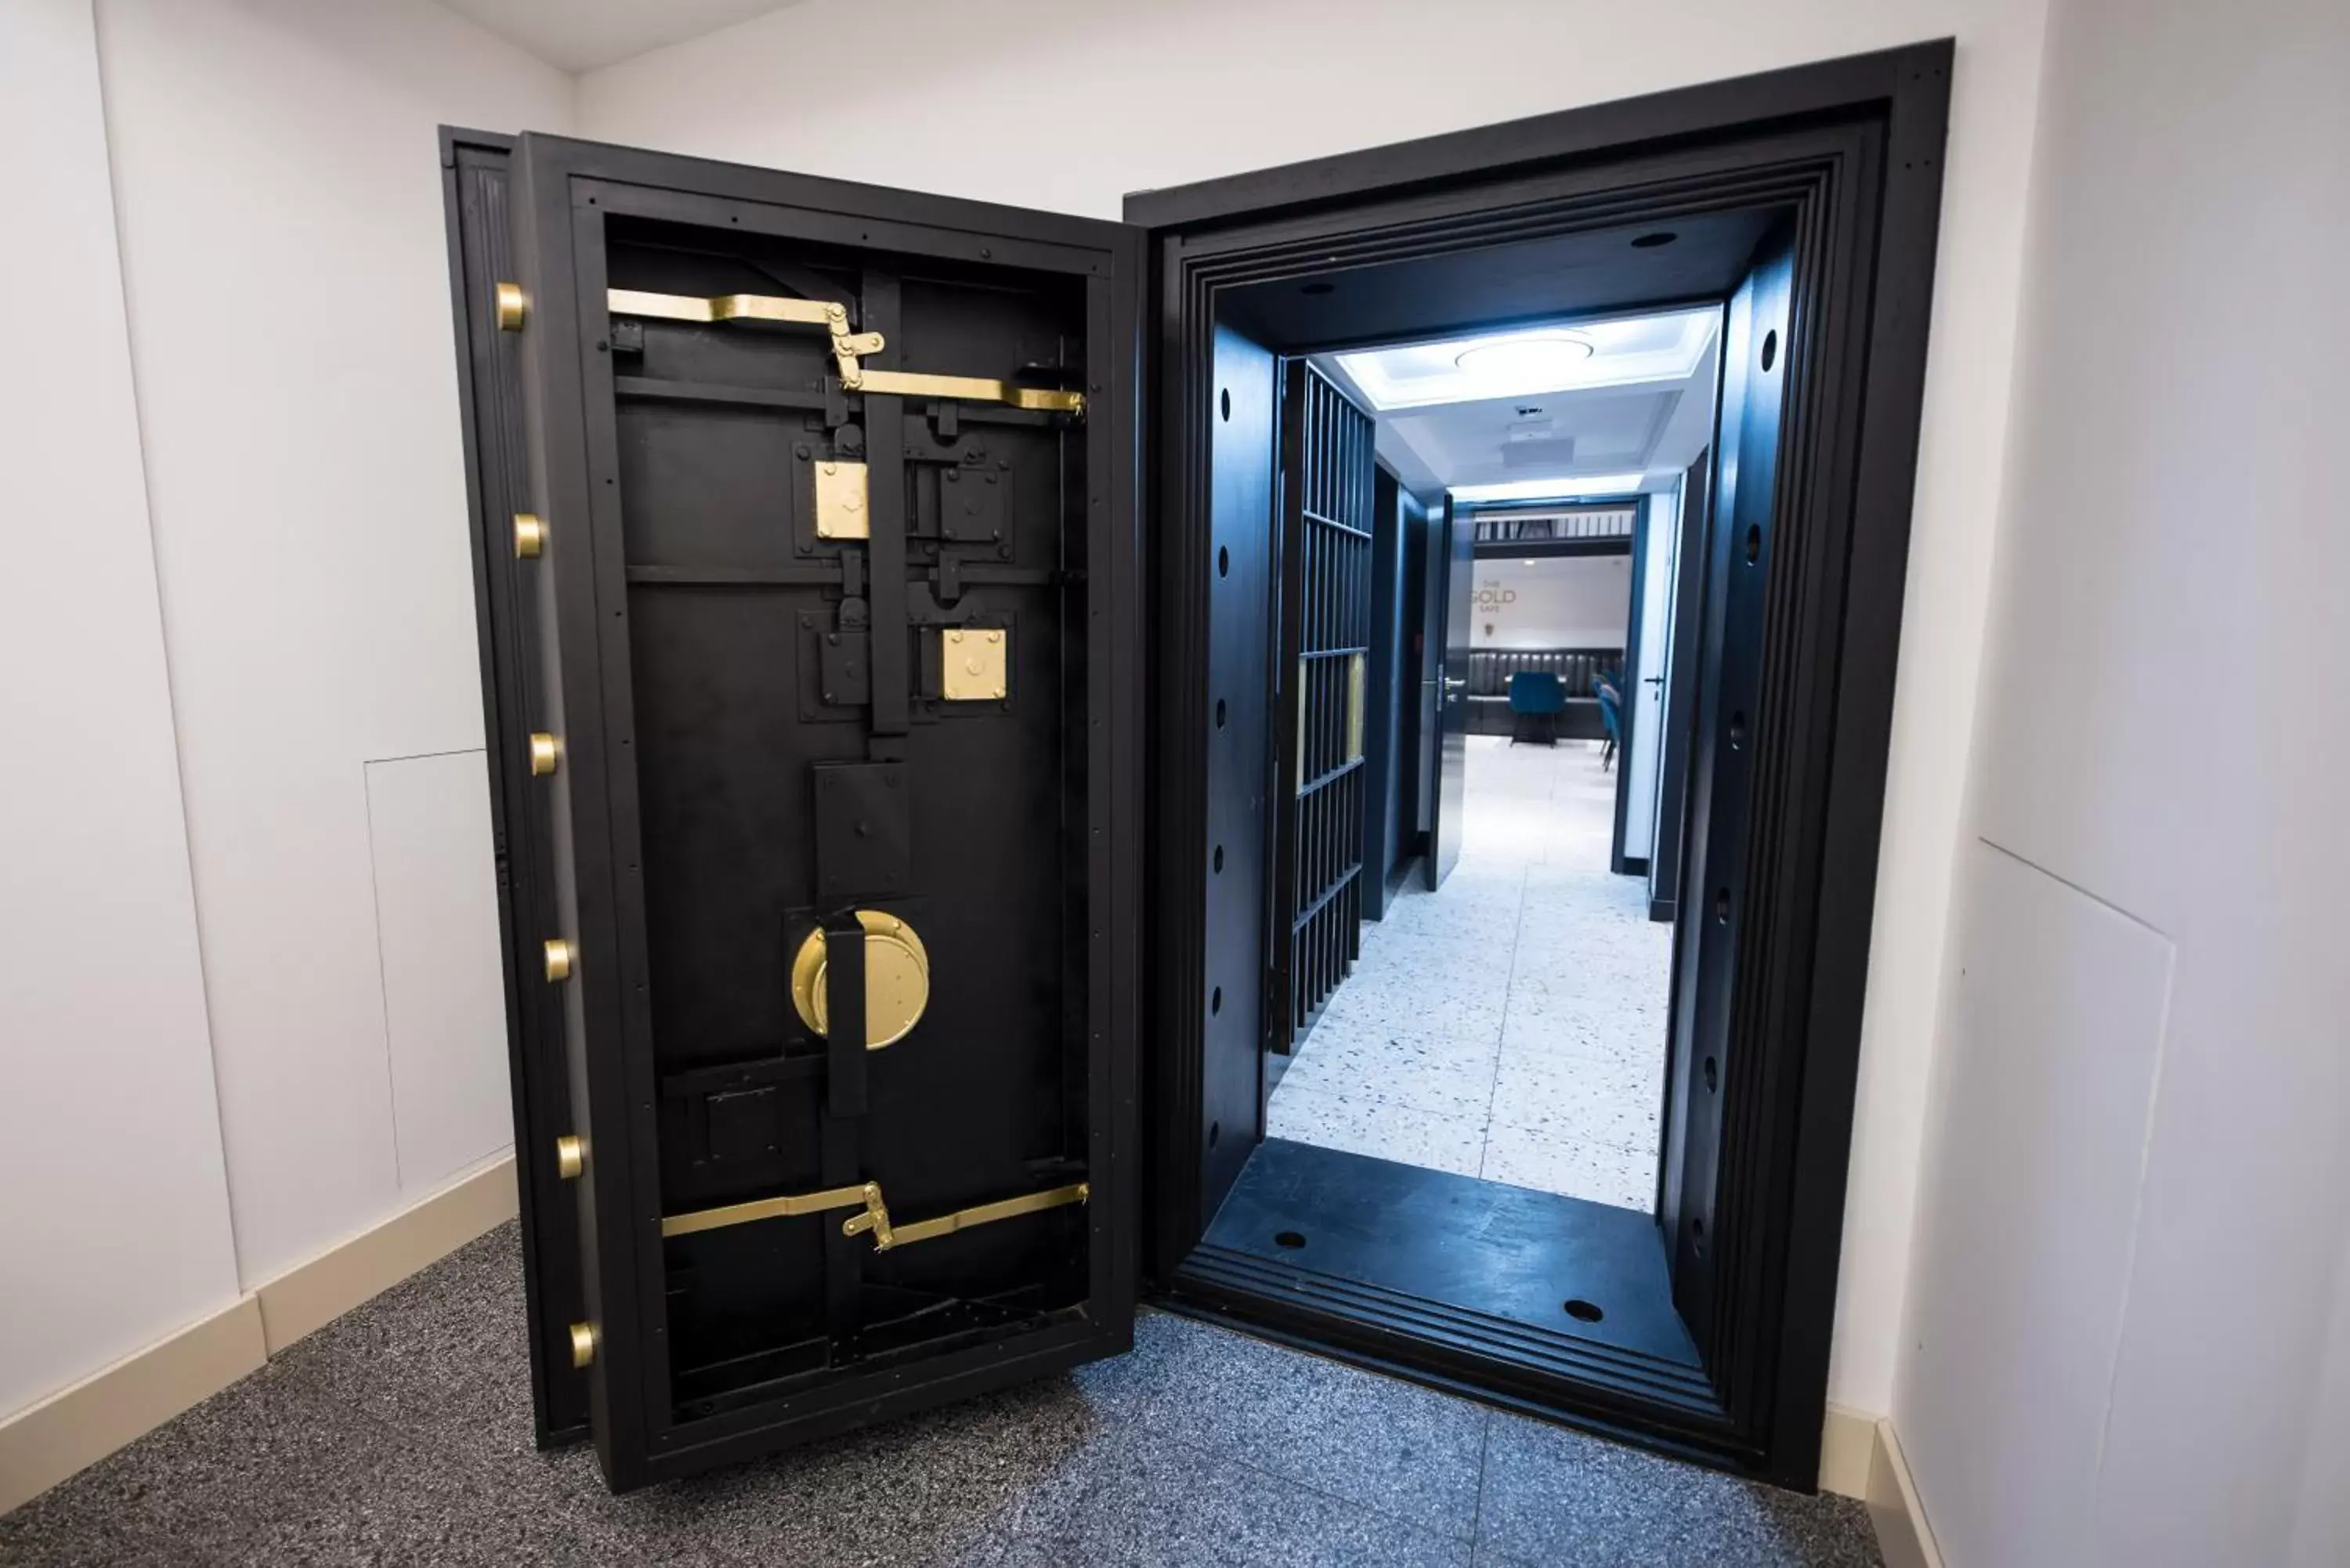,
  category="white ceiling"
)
[1317,308,1723,504]
[441,0,803,72]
